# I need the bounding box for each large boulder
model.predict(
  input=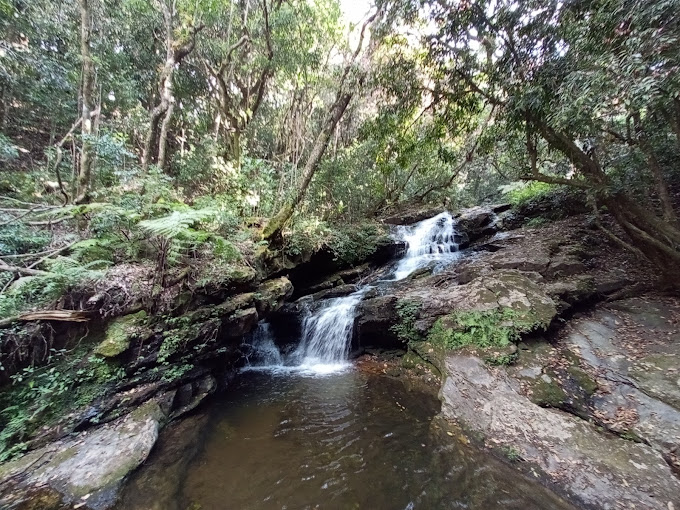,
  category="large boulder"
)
[440,355,680,510]
[0,399,168,510]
